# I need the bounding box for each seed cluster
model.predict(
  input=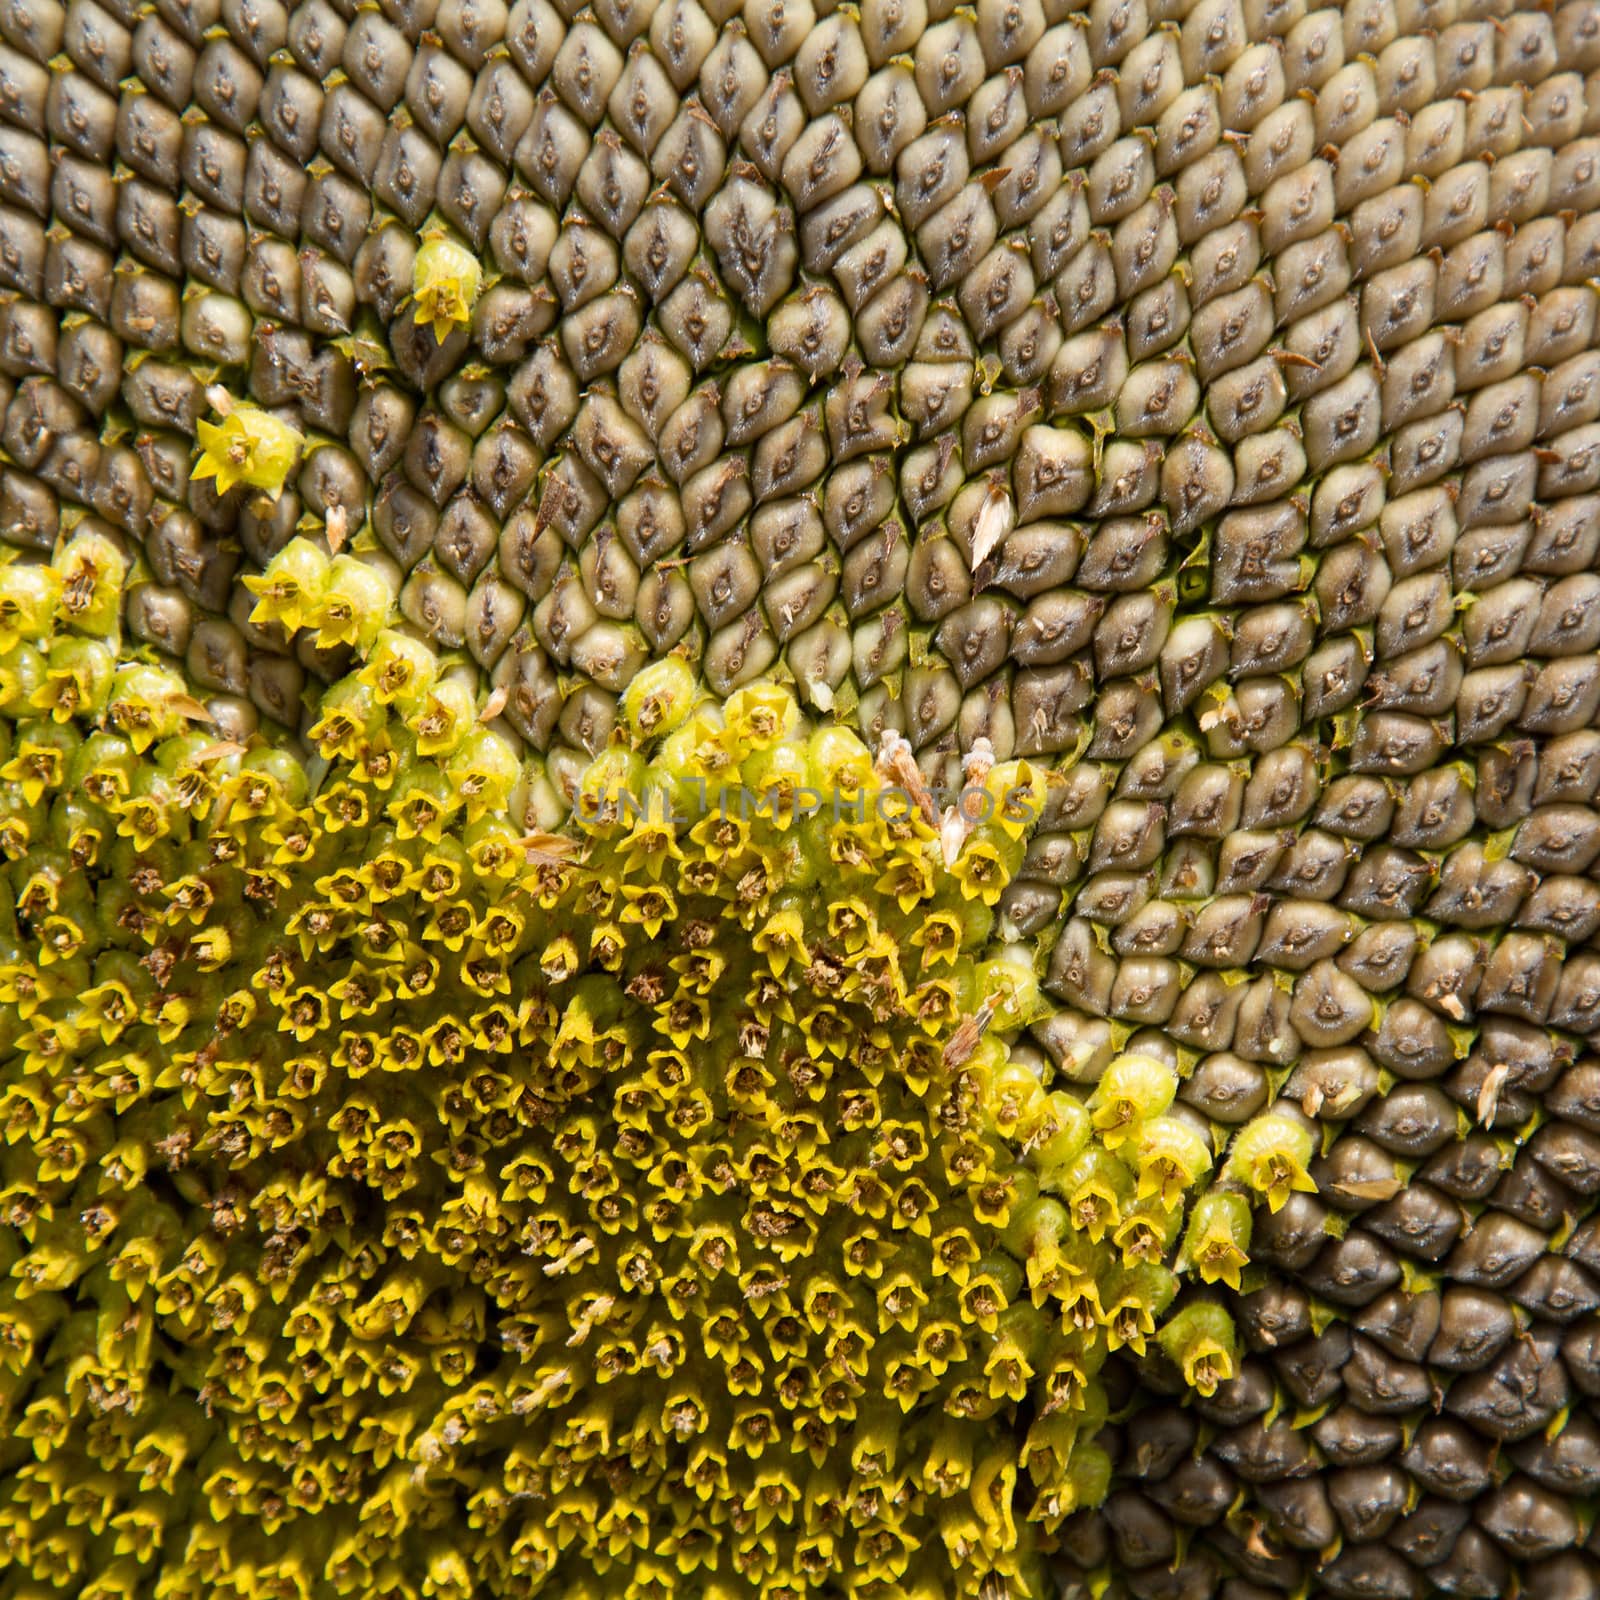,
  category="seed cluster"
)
[1,0,1599,1593]
[3,0,1593,793]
